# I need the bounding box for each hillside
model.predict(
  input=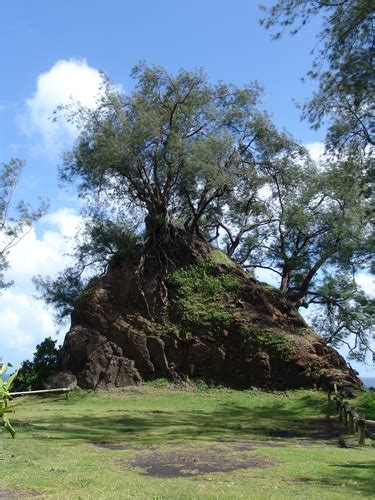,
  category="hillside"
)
[60,234,360,391]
